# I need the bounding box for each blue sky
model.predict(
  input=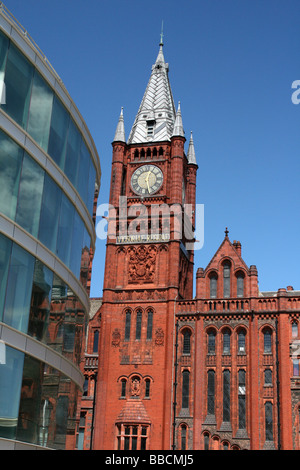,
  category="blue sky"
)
[3,0,300,296]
